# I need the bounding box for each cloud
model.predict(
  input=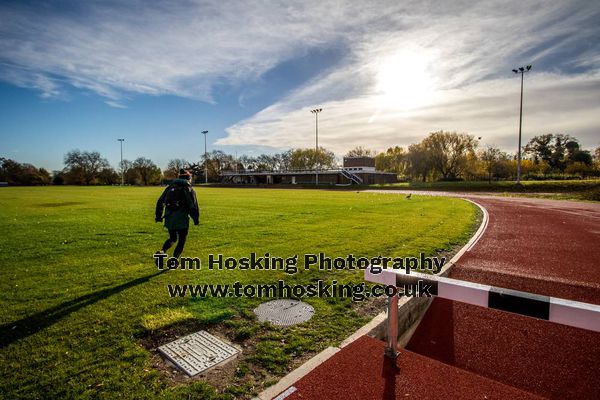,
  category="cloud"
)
[0,0,387,102]
[105,100,127,109]
[0,66,64,99]
[219,72,600,152]
[217,0,600,152]
[1,0,599,152]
